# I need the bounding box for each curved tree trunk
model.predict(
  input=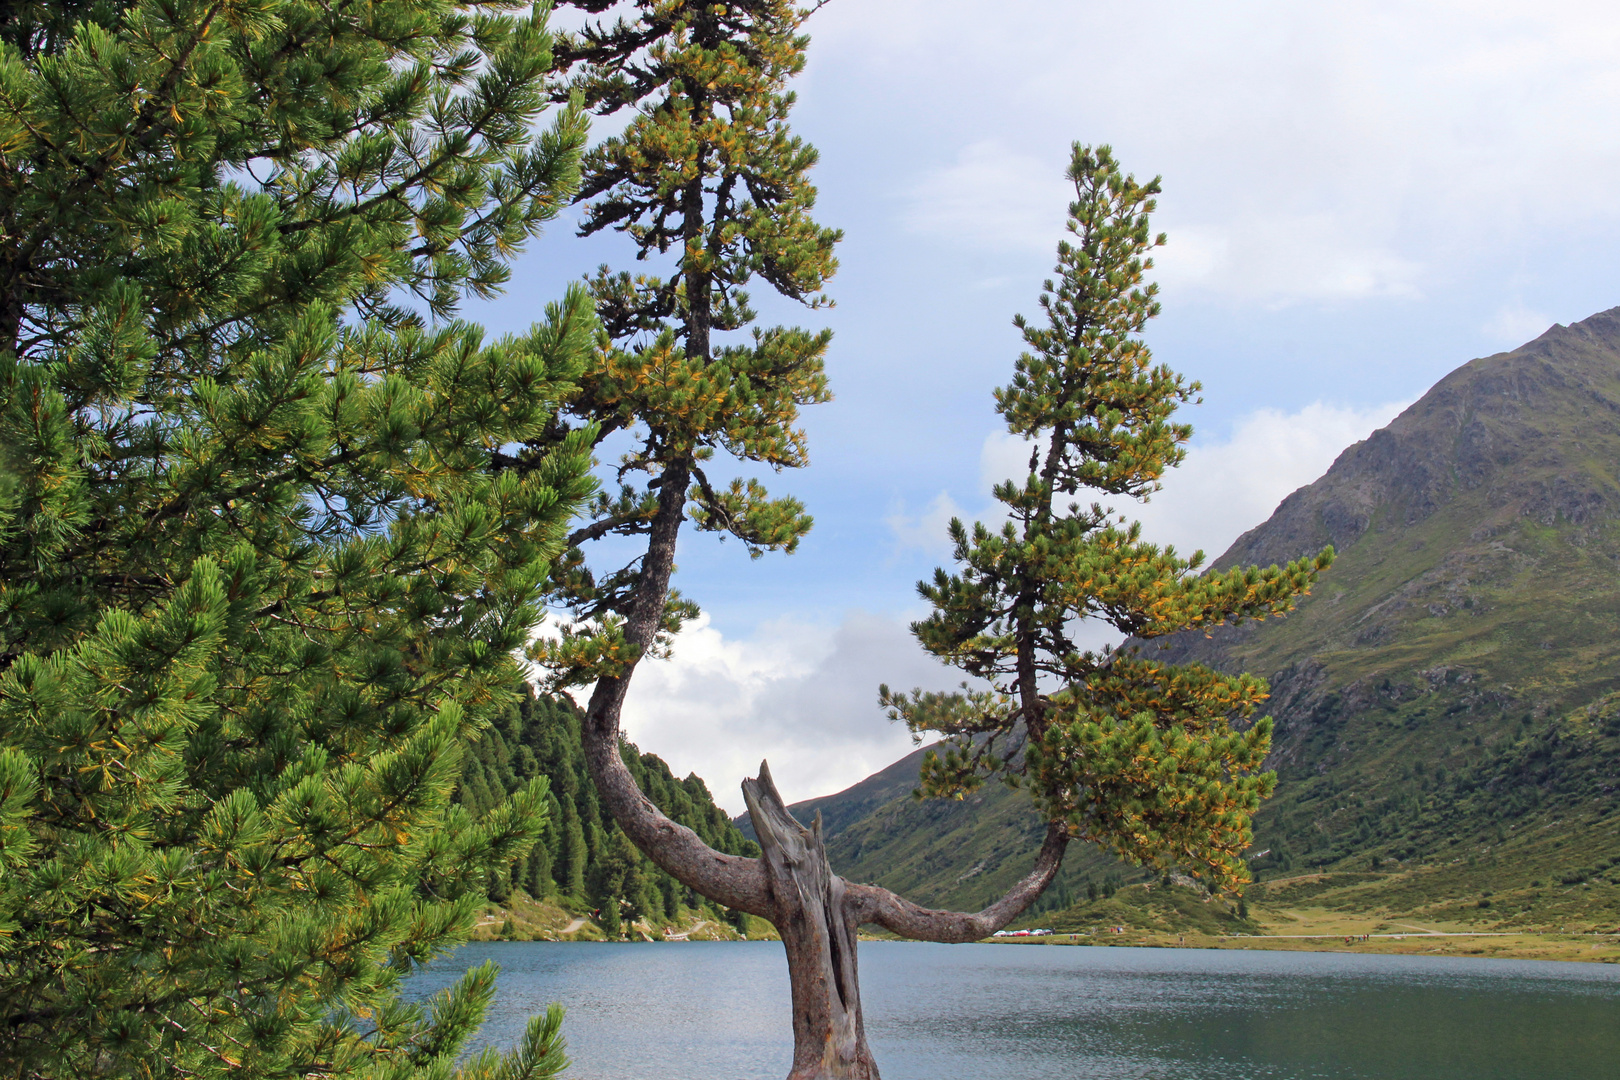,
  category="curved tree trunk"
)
[846,821,1069,942]
[575,465,1068,1075]
[743,763,879,1080]
[582,652,1067,1079]
[734,762,1070,1078]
